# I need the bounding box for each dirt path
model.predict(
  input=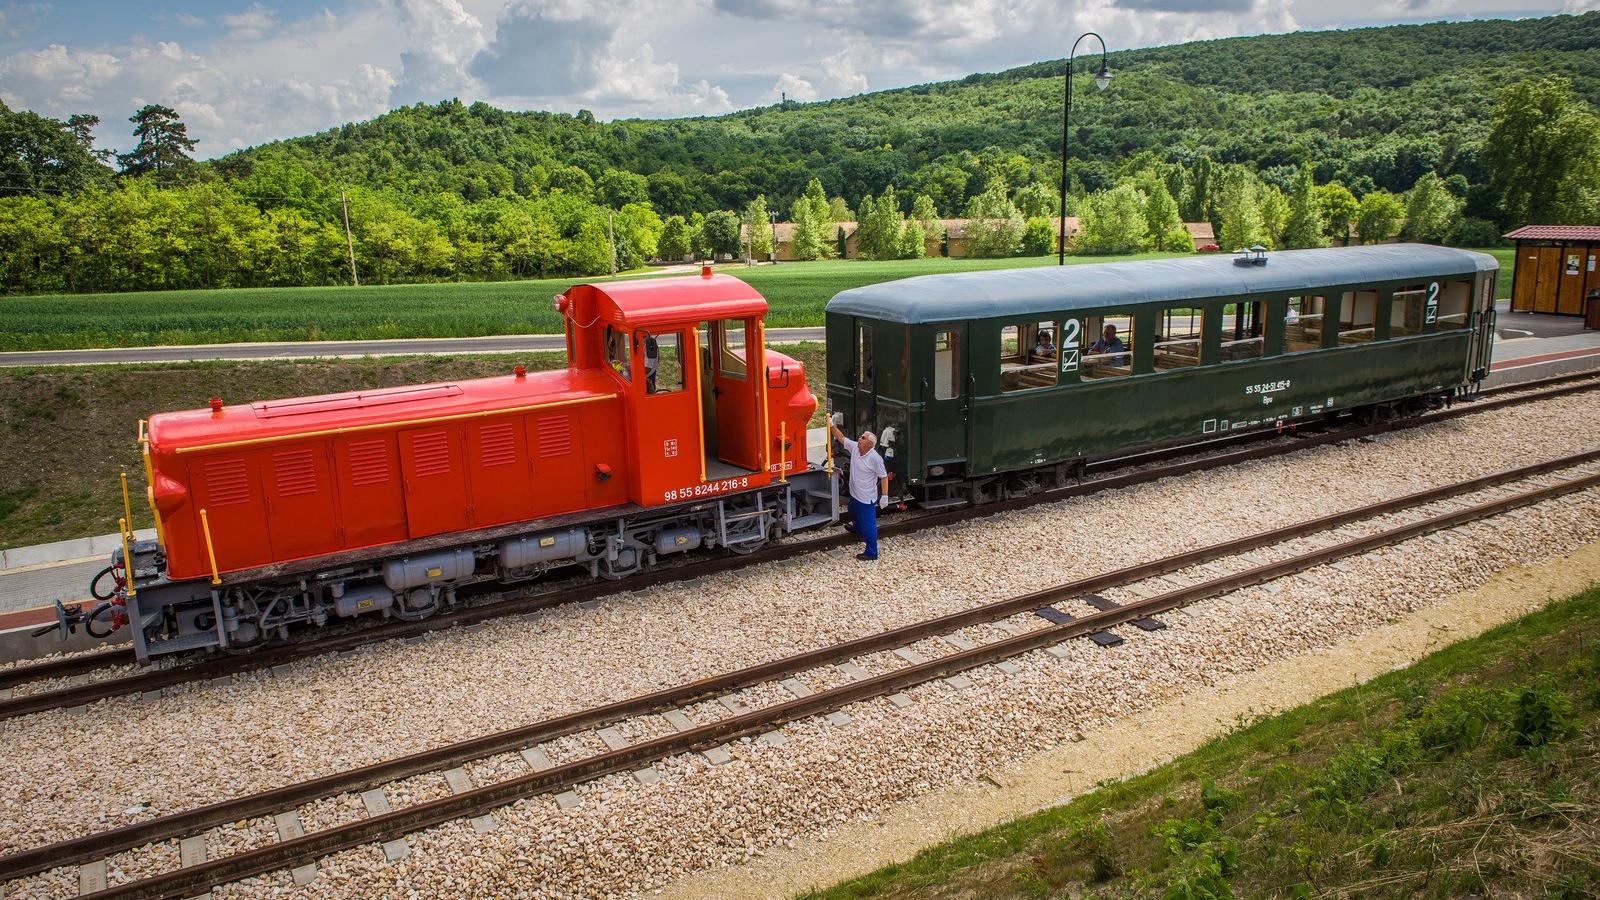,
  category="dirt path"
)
[658,539,1600,900]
